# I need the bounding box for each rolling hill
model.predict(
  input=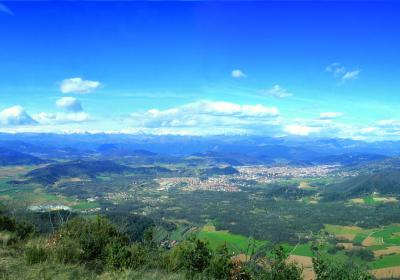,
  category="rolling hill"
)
[324,169,400,200]
[0,147,47,166]
[25,160,135,185]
